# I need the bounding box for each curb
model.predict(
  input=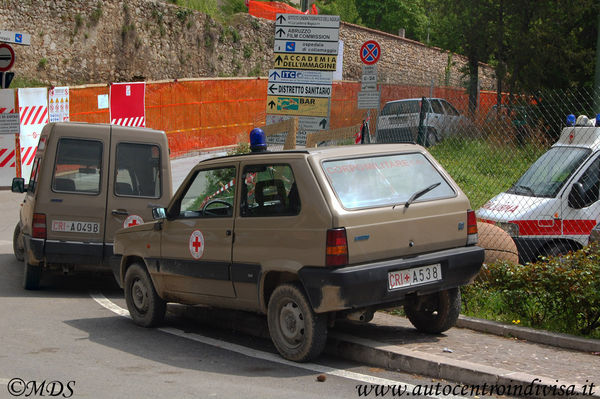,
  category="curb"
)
[456,315,600,353]
[169,305,600,398]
